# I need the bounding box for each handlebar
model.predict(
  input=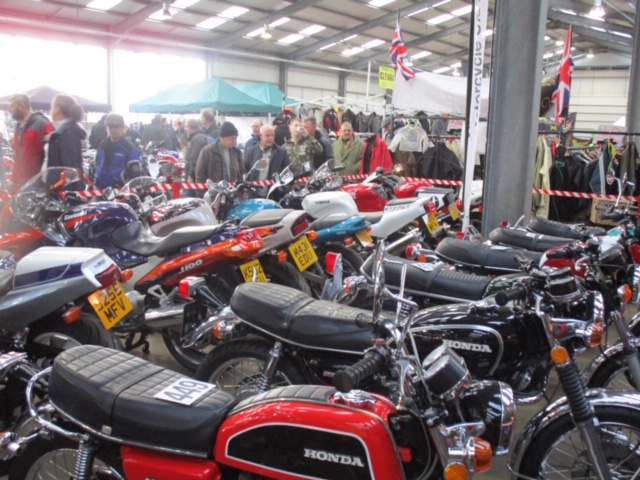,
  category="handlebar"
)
[546,245,580,259]
[332,345,388,393]
[495,284,528,306]
[601,210,626,222]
